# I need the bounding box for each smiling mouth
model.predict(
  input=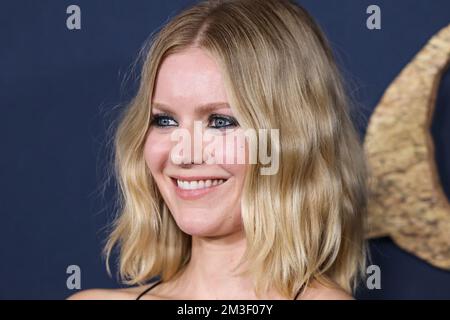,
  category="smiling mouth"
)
[170,177,228,190]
